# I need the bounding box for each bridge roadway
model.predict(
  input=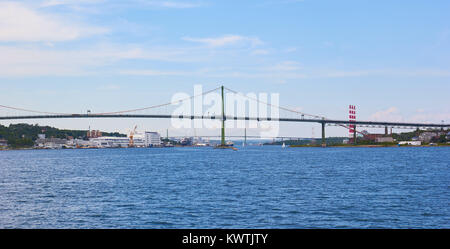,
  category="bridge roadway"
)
[0,114,448,128]
[2,113,449,146]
